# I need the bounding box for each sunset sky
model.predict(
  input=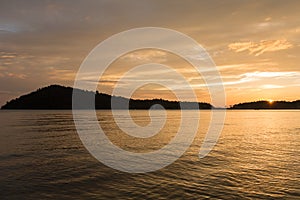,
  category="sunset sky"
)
[0,0,299,107]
